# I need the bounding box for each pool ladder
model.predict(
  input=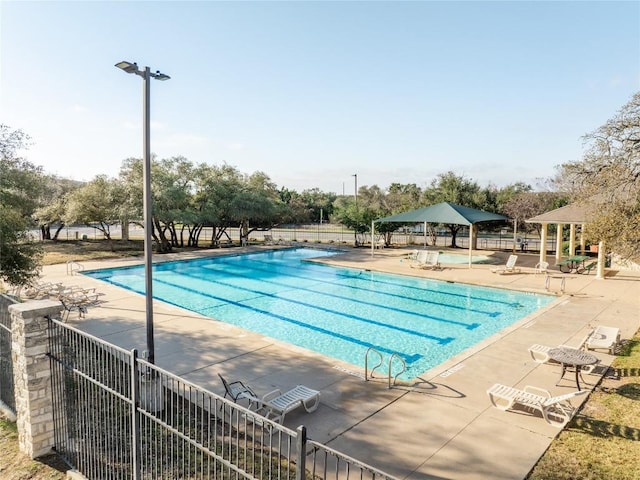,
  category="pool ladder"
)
[364,348,406,389]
